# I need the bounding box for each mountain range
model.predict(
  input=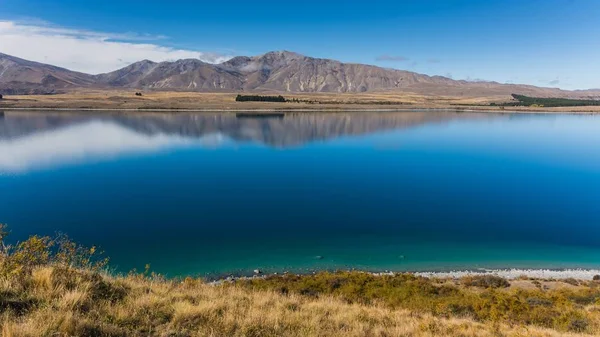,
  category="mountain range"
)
[1,51,598,97]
